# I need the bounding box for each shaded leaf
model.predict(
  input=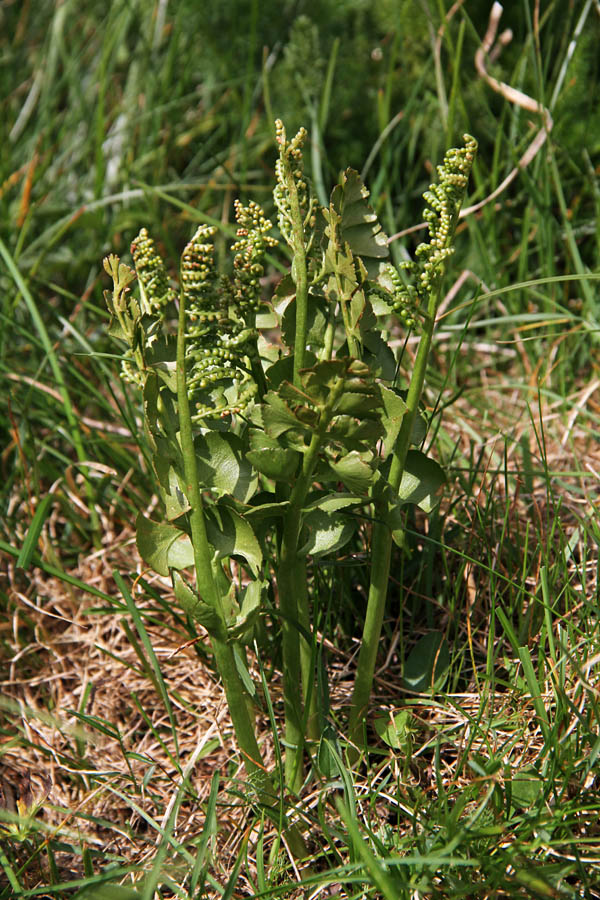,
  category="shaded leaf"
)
[206,506,262,575]
[282,293,329,350]
[228,579,265,643]
[403,632,449,693]
[262,391,310,439]
[317,722,341,778]
[154,458,190,520]
[329,168,389,280]
[397,450,445,512]
[246,448,299,481]
[300,506,357,558]
[327,451,377,492]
